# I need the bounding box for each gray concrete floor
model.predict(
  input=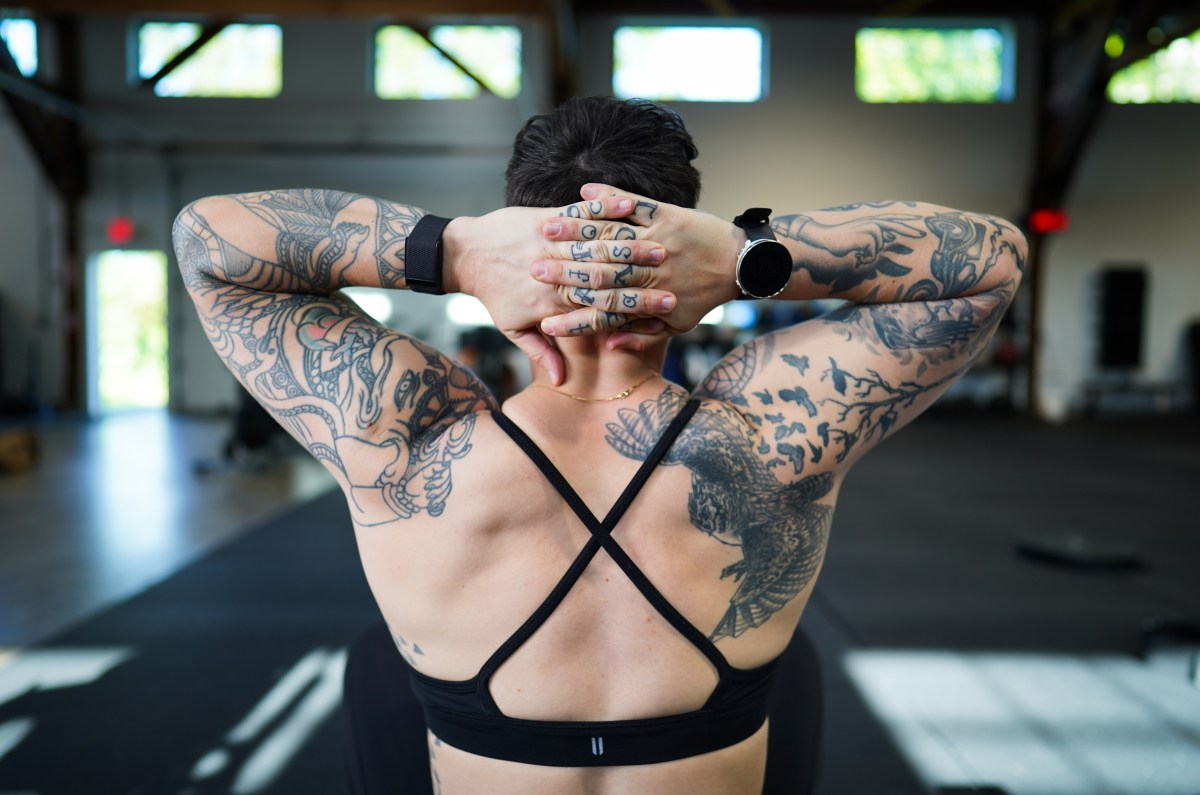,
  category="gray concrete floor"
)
[2,407,1198,795]
[0,410,334,651]
[812,410,1200,795]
